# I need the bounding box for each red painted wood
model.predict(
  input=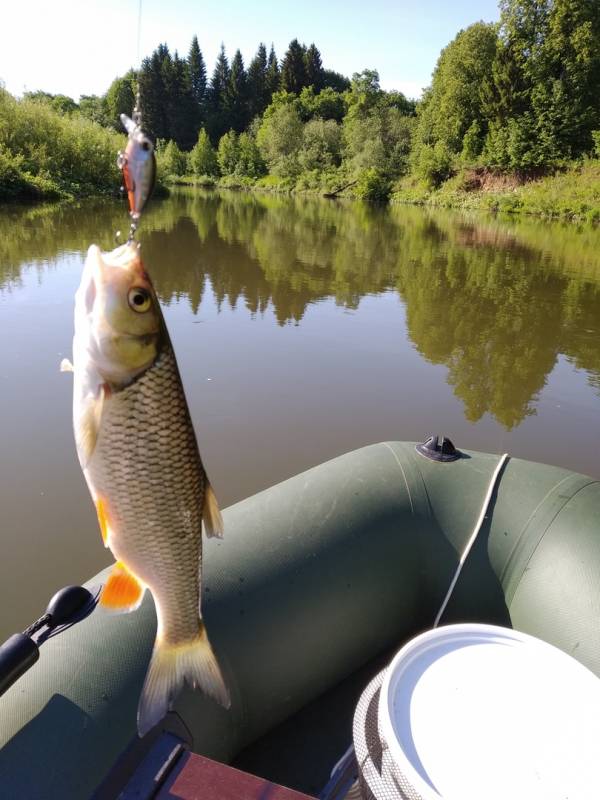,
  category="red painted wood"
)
[156,751,317,800]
